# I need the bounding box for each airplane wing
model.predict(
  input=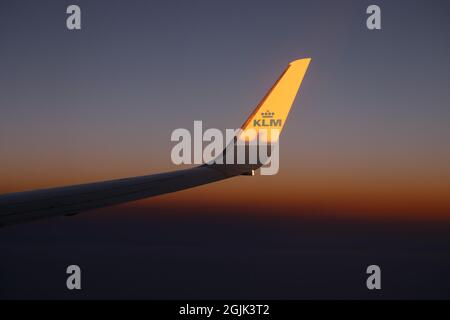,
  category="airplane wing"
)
[0,58,311,227]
